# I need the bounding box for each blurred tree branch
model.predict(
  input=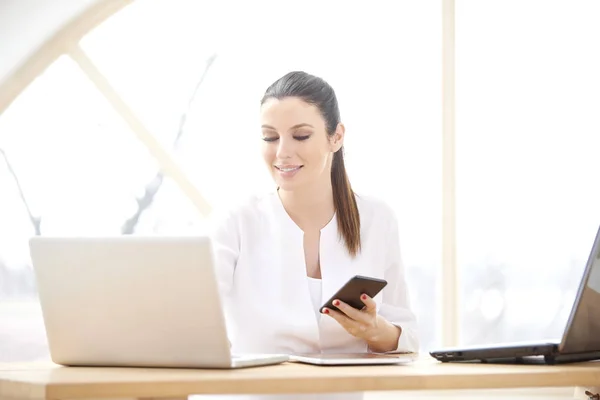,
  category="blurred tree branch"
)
[121,53,217,234]
[0,148,41,235]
